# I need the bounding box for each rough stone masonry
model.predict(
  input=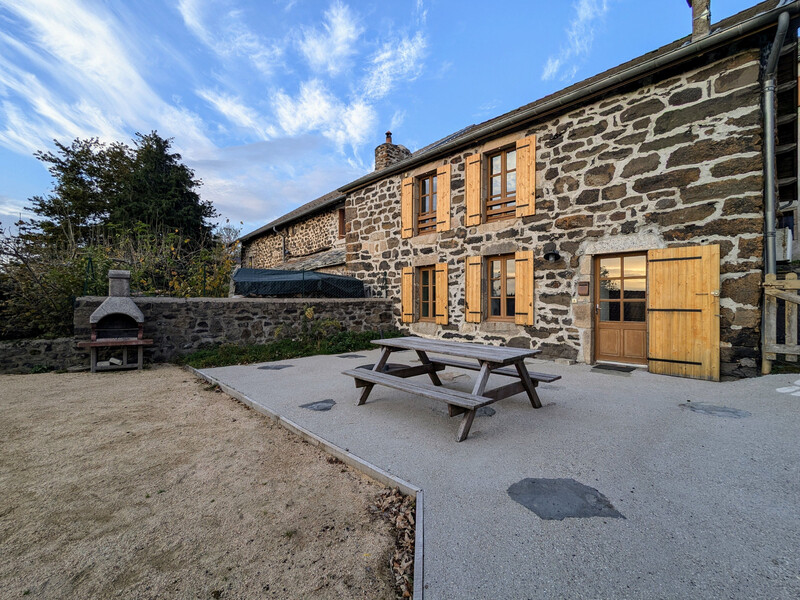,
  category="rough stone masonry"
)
[347,42,765,378]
